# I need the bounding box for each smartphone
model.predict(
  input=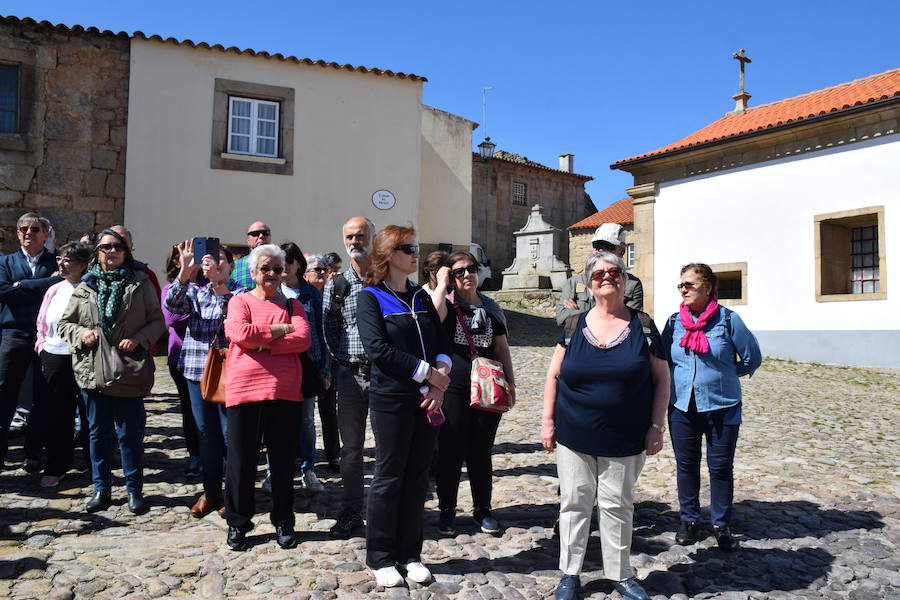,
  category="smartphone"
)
[192,237,220,264]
